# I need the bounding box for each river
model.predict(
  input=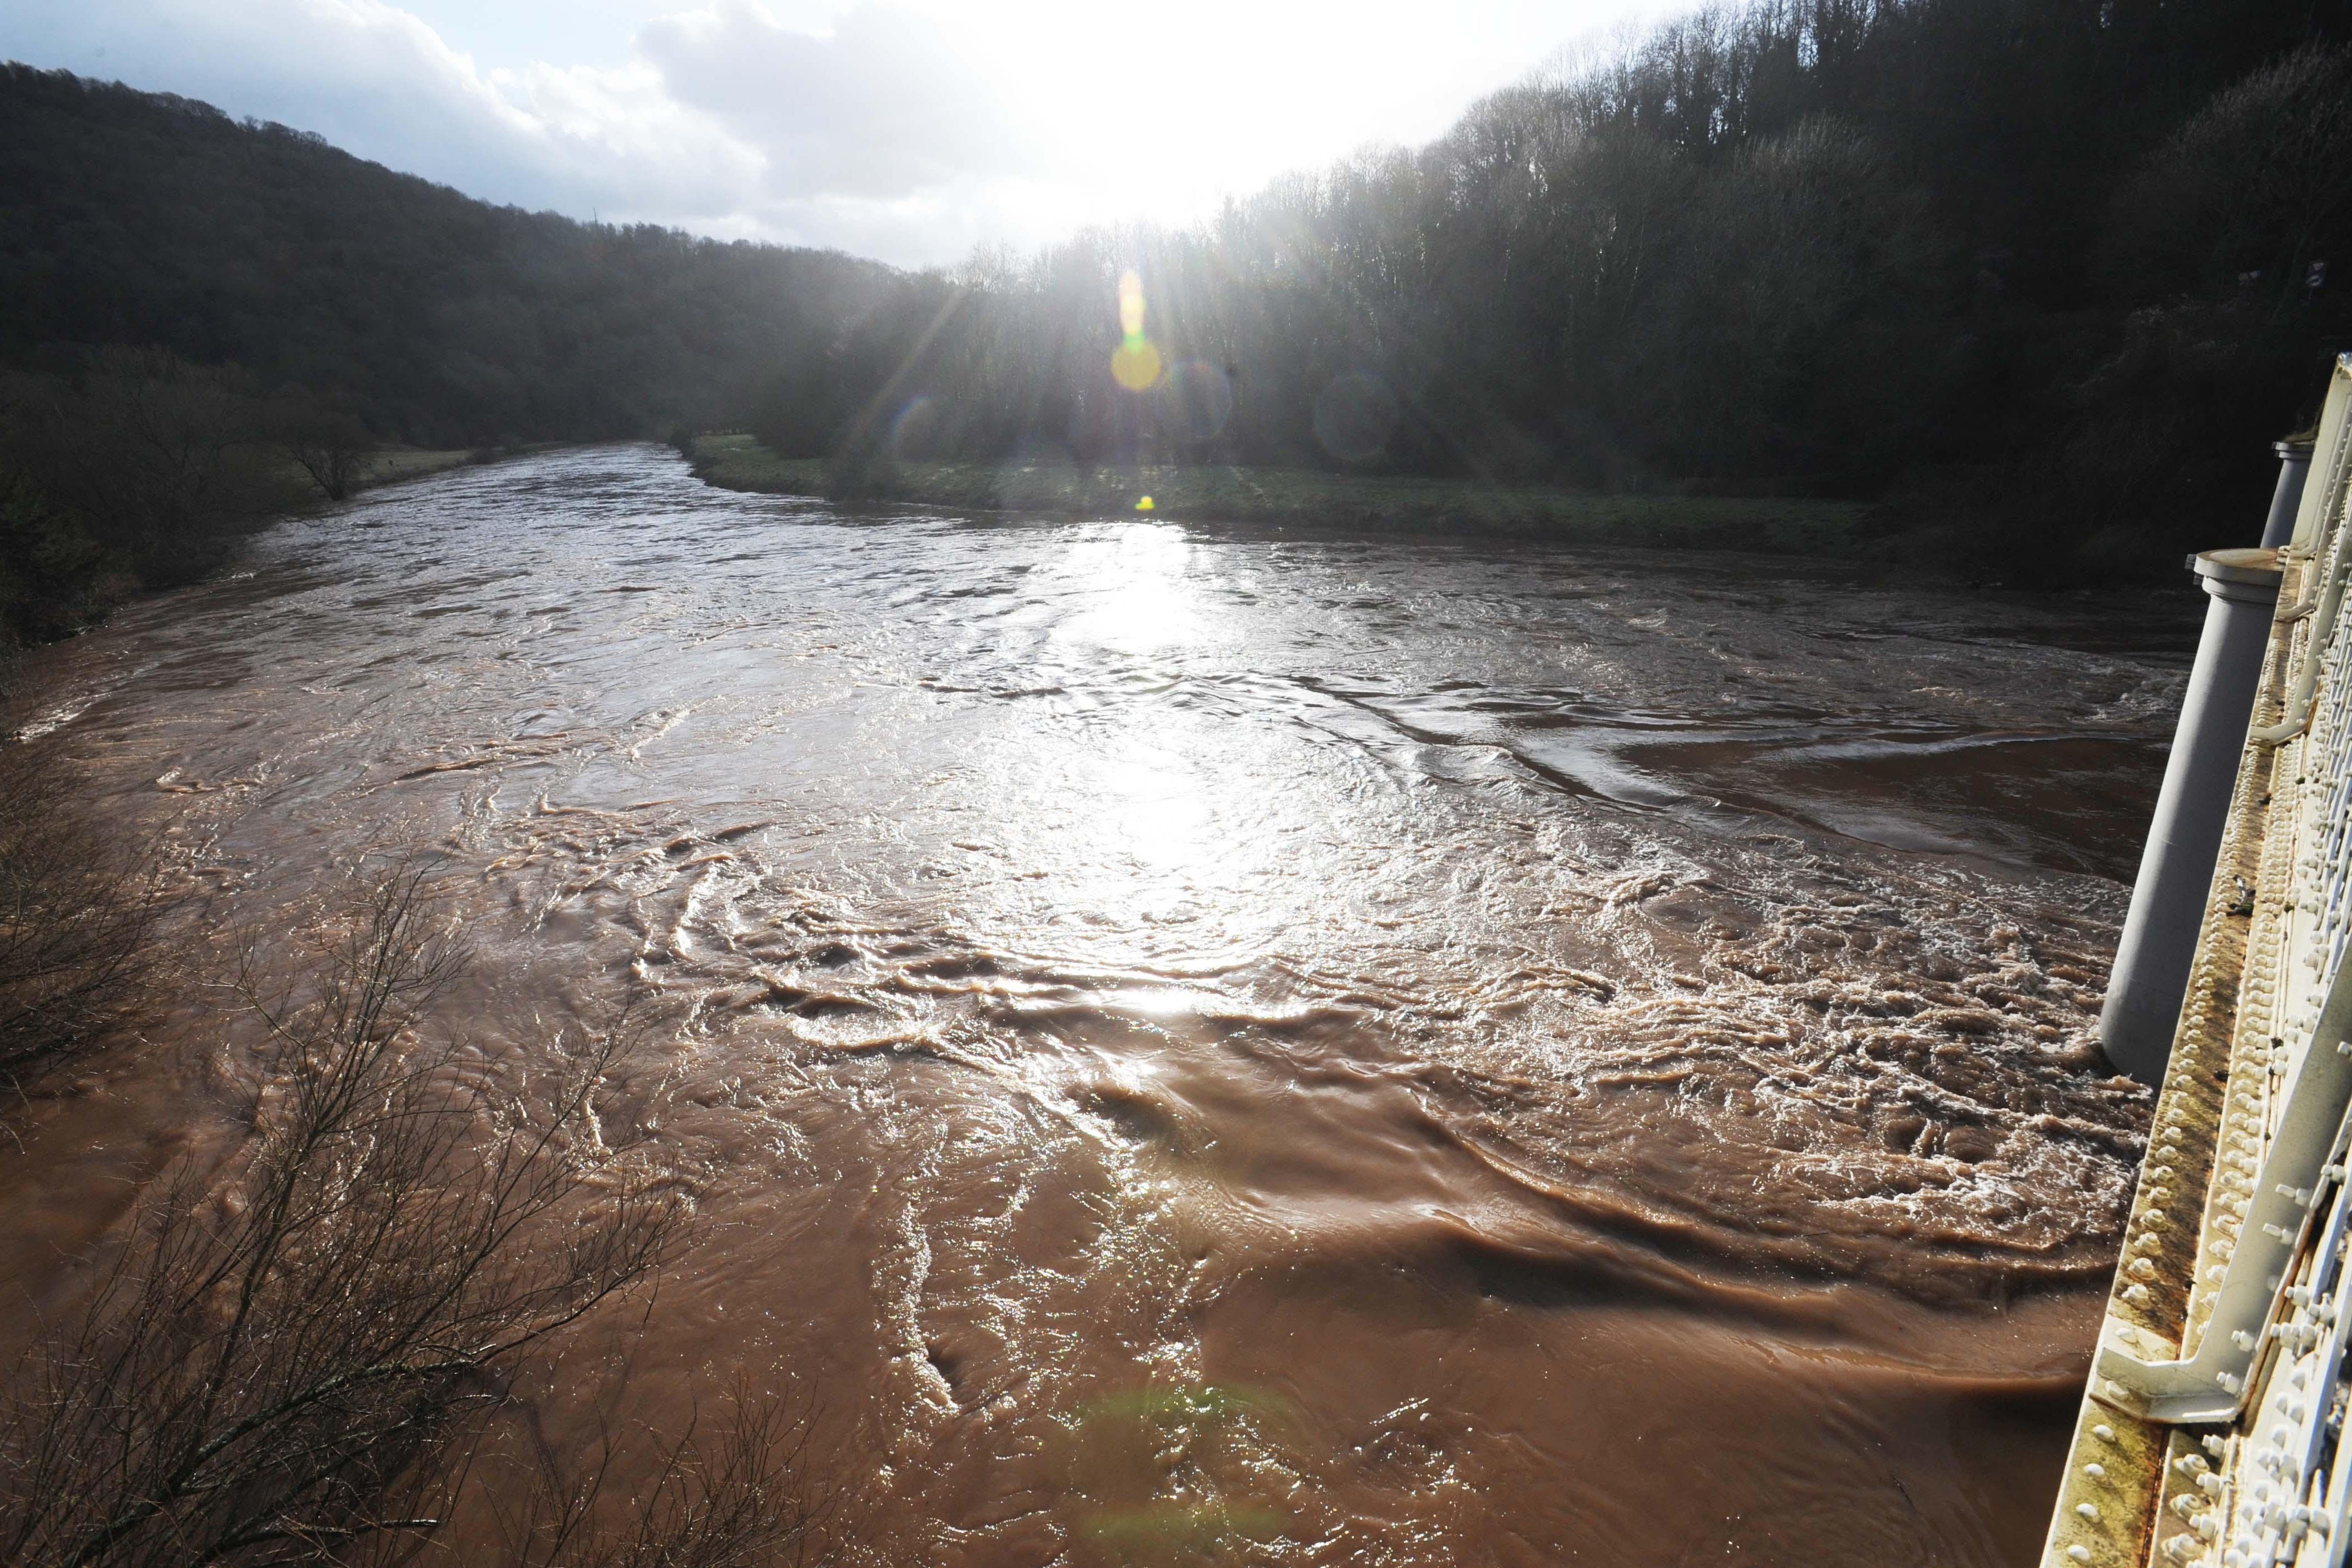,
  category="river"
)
[3,445,2190,1565]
